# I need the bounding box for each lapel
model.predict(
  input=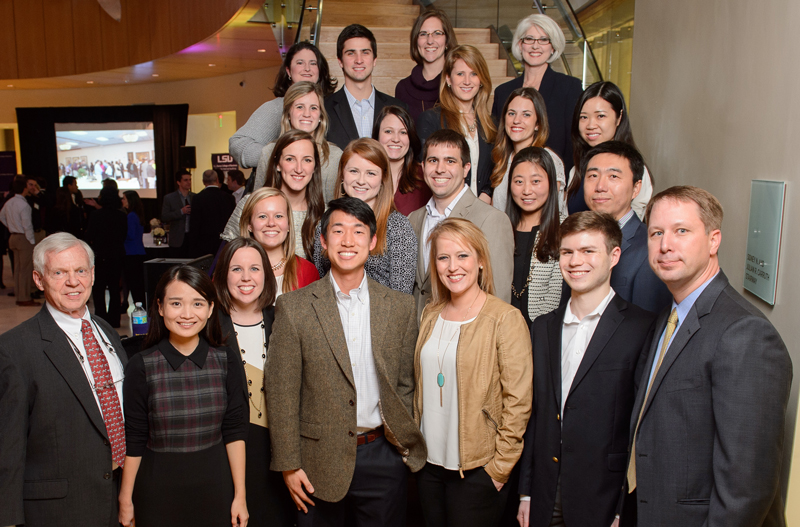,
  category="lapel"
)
[310,278,355,387]
[37,308,108,439]
[374,90,388,122]
[409,210,427,288]
[547,305,567,411]
[639,272,728,420]
[567,294,625,398]
[537,65,557,100]
[620,214,641,255]
[331,89,360,143]
[369,280,388,377]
